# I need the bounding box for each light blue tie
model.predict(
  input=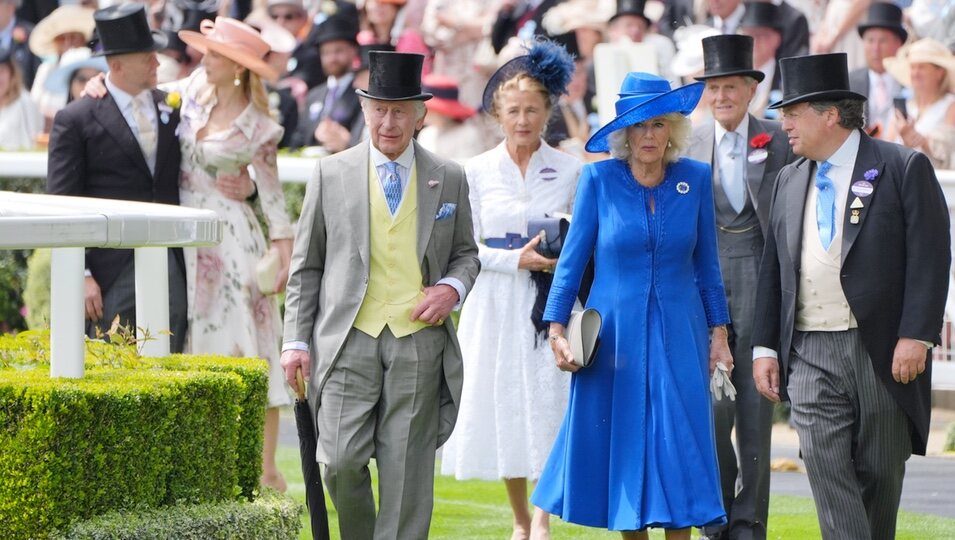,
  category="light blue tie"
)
[383,161,402,215]
[815,161,836,250]
[719,131,745,212]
